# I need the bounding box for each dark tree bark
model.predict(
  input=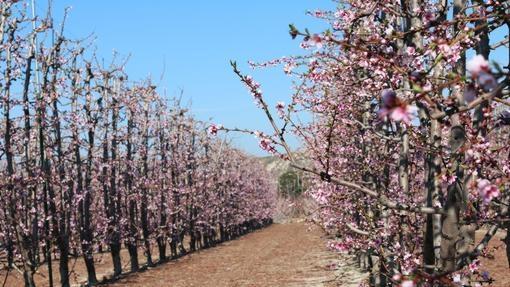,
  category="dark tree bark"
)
[141,99,153,266]
[78,63,98,285]
[125,93,139,272]
[157,113,168,262]
[100,75,122,277]
[49,36,71,287]
[1,16,36,287]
